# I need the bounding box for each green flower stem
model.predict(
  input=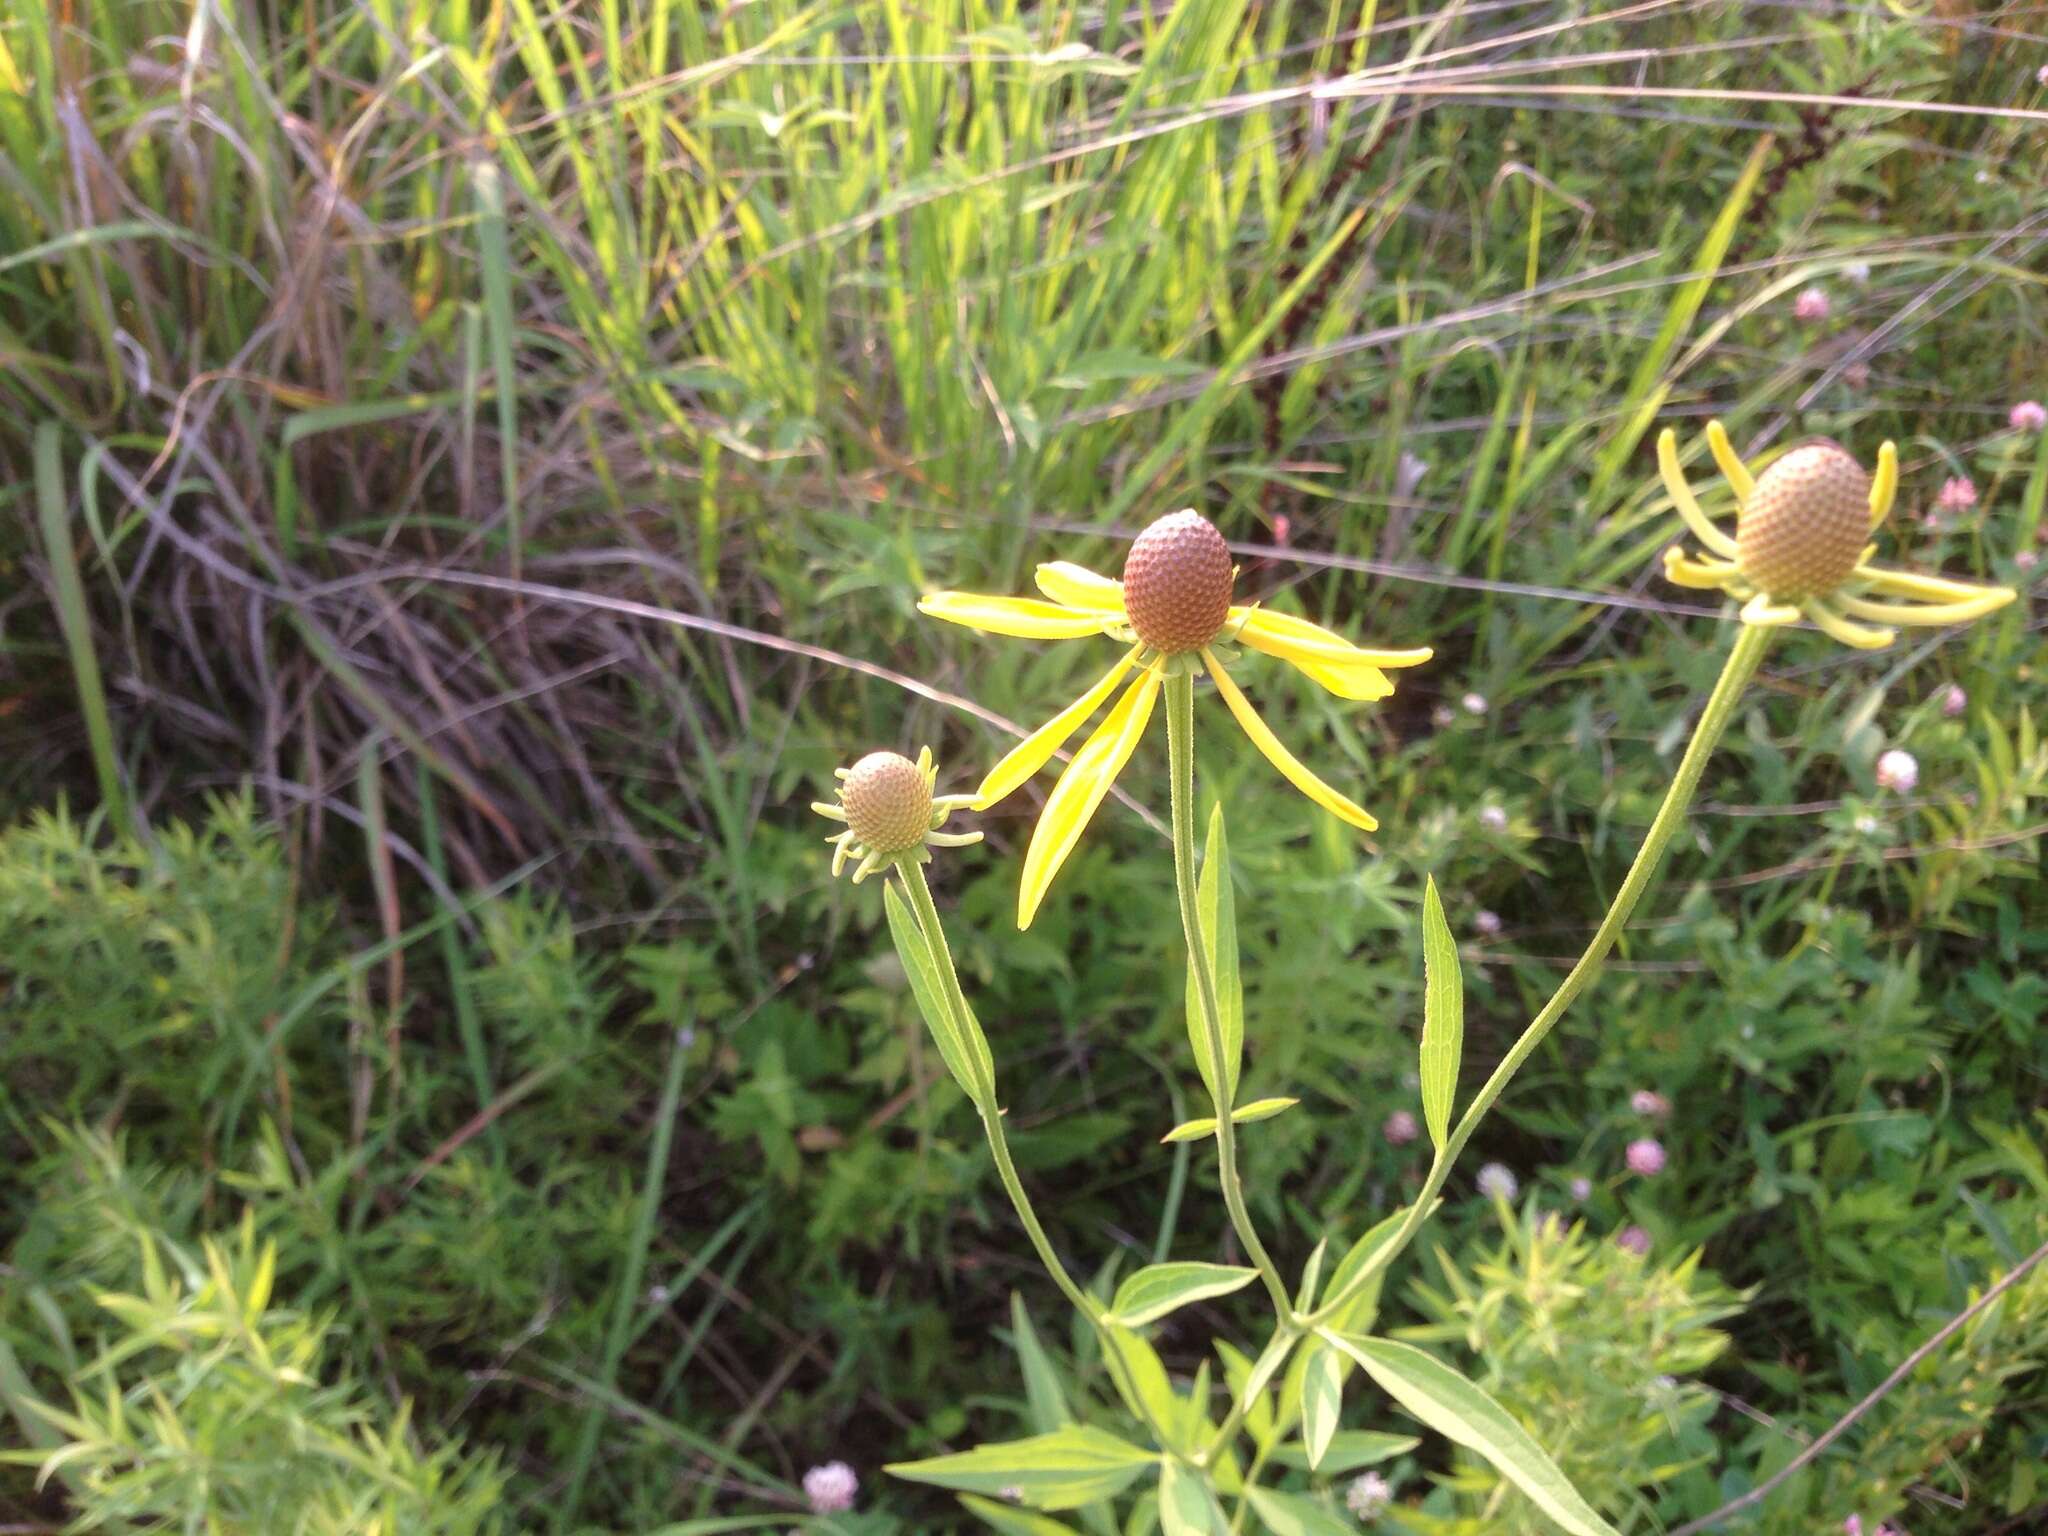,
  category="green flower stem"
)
[898,859,1099,1321]
[898,859,1179,1450]
[1304,620,1772,1328]
[1164,671,1293,1316]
